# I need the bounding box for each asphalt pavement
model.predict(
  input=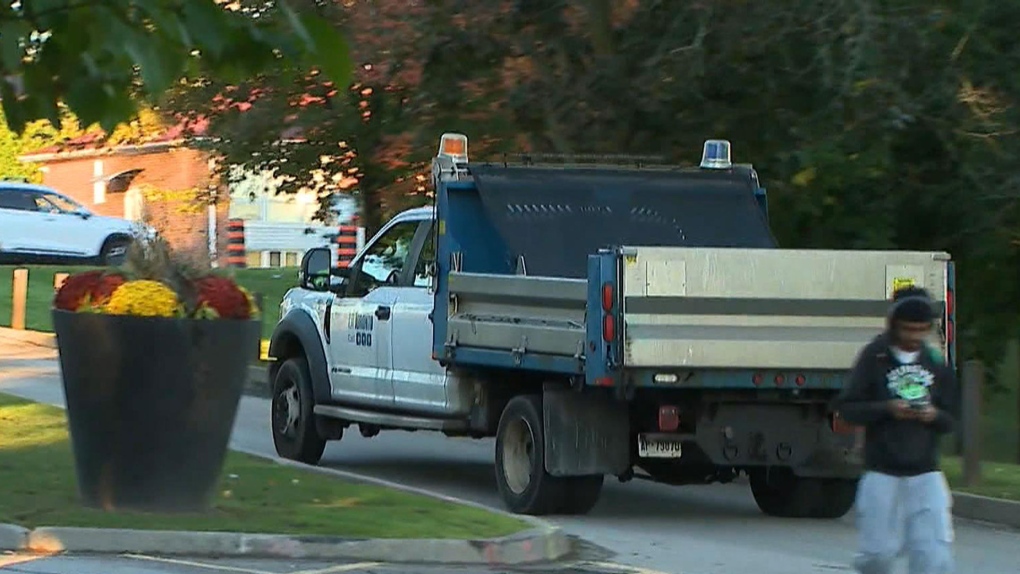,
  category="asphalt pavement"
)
[0,553,649,574]
[2,341,1019,574]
